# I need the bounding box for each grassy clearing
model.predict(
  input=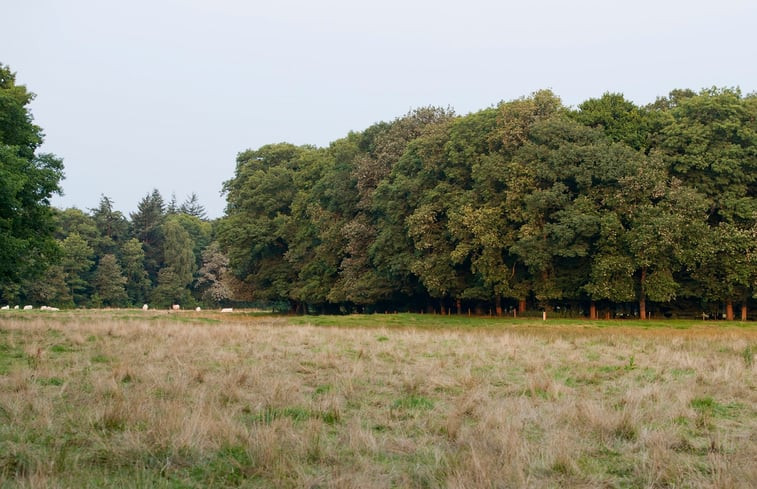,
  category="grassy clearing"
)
[0,311,755,488]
